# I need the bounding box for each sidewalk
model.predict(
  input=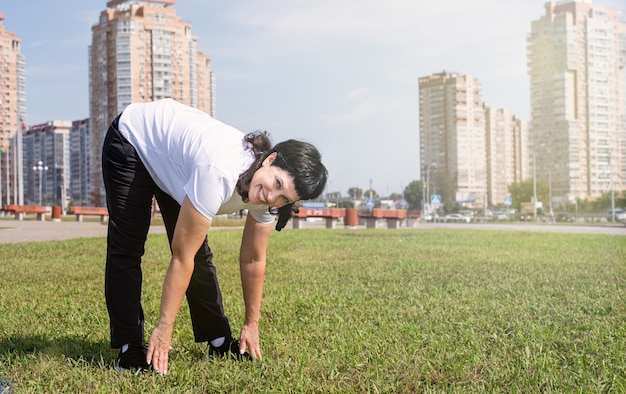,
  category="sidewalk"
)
[0,219,166,244]
[1,217,623,244]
